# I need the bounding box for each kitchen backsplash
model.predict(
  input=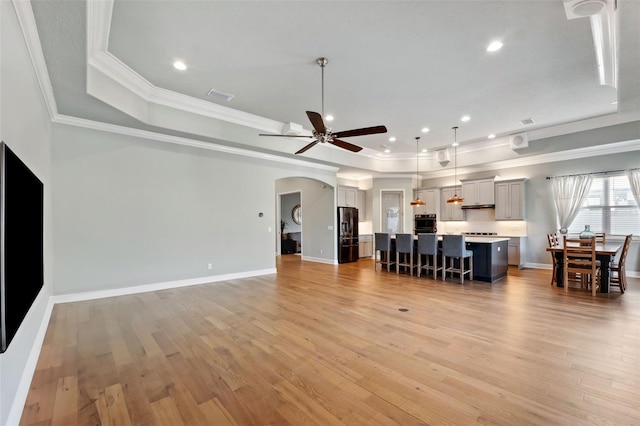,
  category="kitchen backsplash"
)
[438,208,528,236]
